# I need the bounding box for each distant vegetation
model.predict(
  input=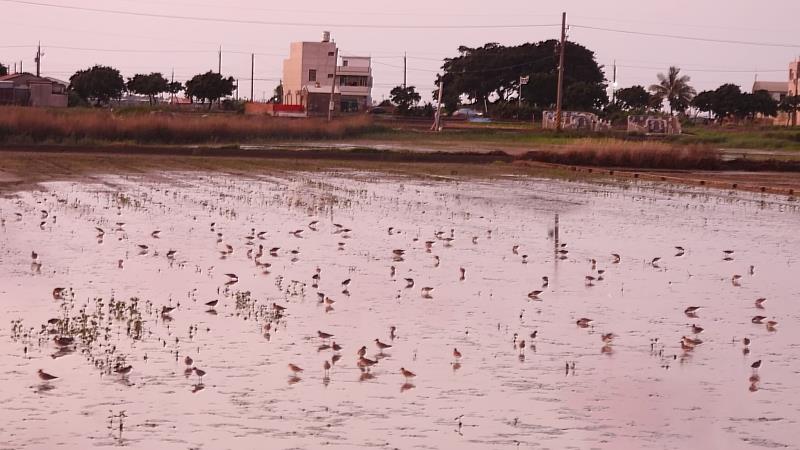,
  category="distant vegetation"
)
[0,107,380,144]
